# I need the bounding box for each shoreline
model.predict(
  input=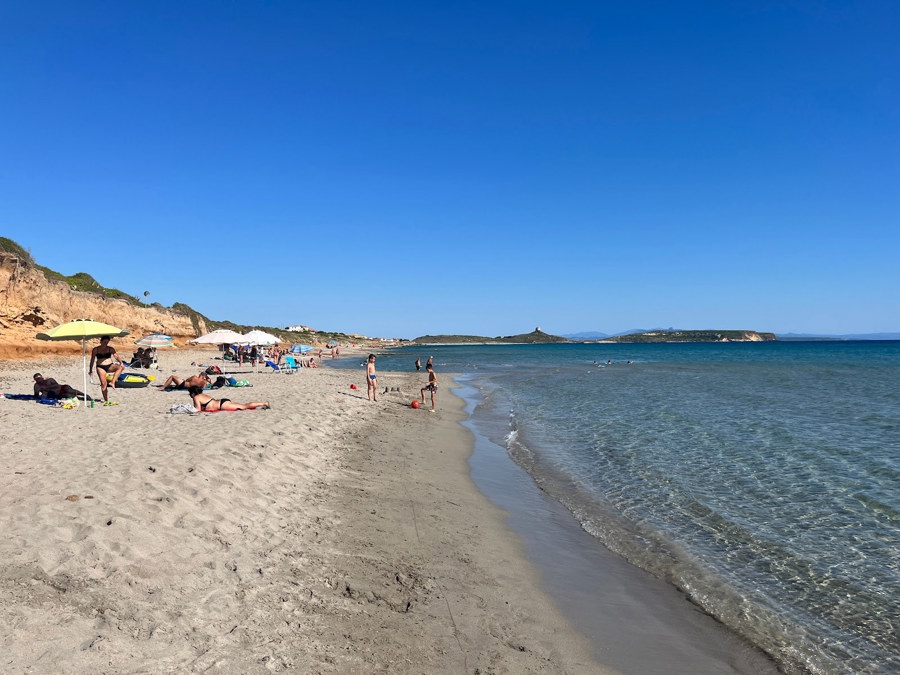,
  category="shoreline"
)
[456,377,780,673]
[0,349,603,672]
